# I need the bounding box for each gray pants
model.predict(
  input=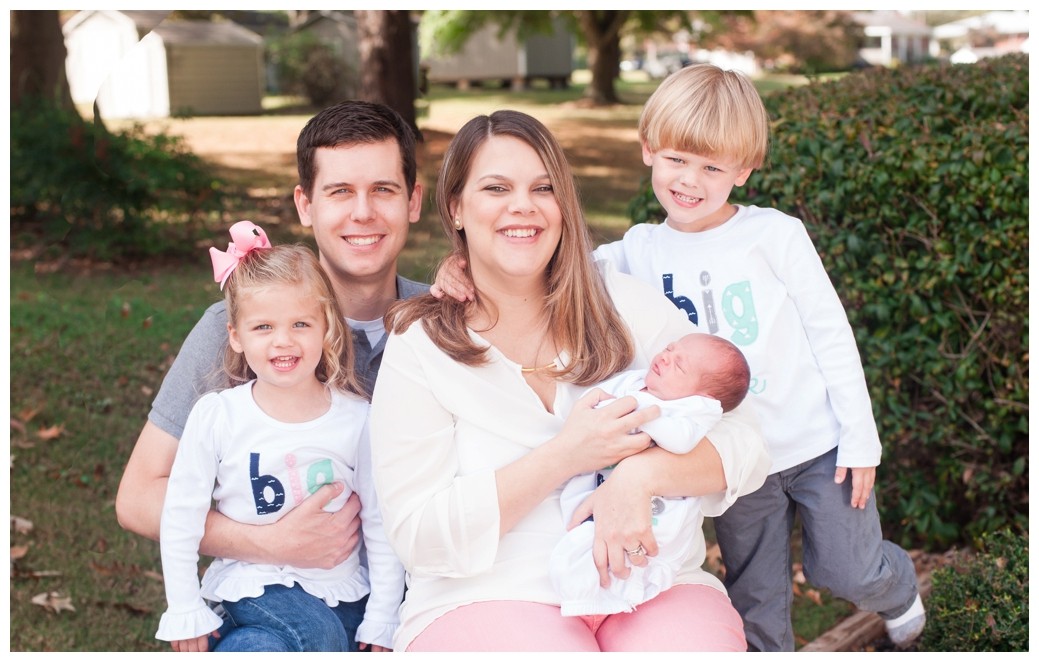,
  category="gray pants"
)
[713,447,918,652]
